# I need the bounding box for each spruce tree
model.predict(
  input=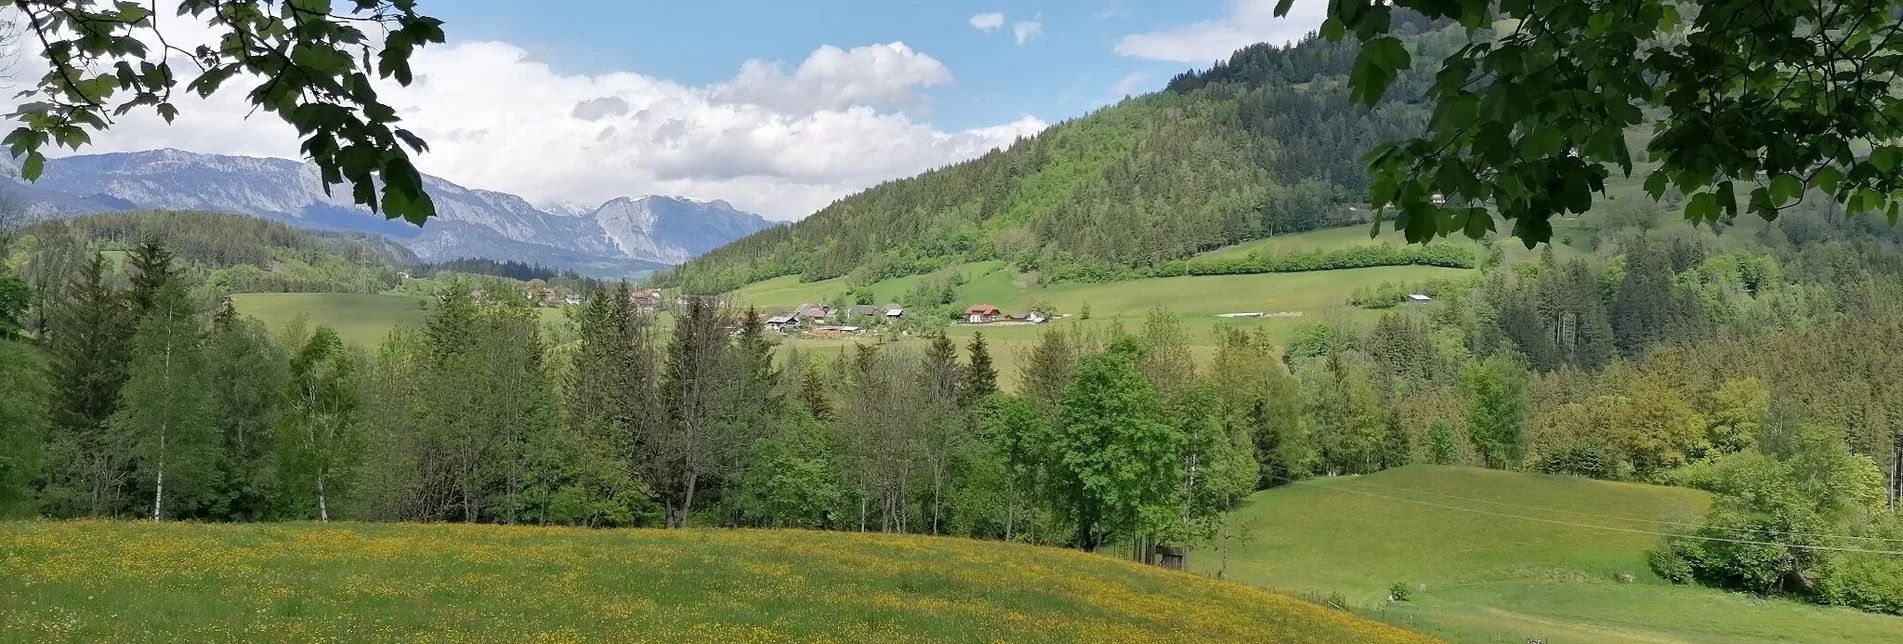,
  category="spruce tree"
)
[1022,328,1076,421]
[797,359,832,422]
[42,253,134,517]
[961,332,998,409]
[125,240,180,318]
